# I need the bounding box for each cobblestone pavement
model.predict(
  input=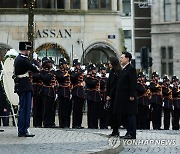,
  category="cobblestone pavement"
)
[0,127,179,154]
[70,129,180,154]
[120,129,180,154]
[0,127,113,154]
